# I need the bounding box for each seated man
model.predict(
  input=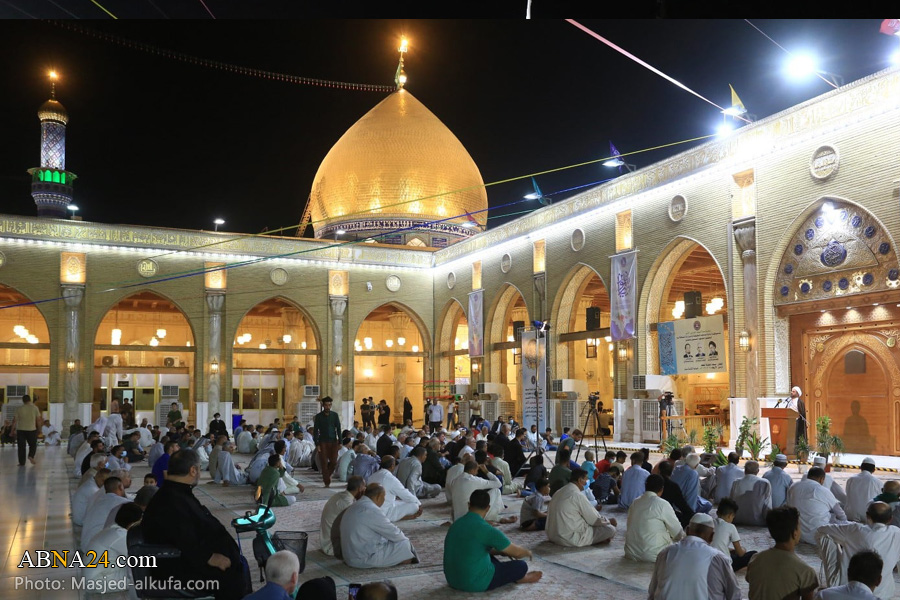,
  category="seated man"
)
[81,473,131,552]
[444,489,542,592]
[625,474,684,562]
[712,498,756,572]
[123,431,146,463]
[335,440,358,482]
[658,460,695,527]
[547,469,616,548]
[788,466,847,544]
[72,468,111,527]
[548,448,574,496]
[83,502,143,592]
[489,444,523,495]
[816,550,883,600]
[520,479,551,531]
[152,440,178,487]
[320,476,365,557]
[607,451,628,479]
[619,451,651,510]
[816,501,900,599]
[806,456,848,505]
[648,513,741,600]
[366,456,422,522]
[236,426,253,454]
[451,459,512,524]
[713,452,743,505]
[214,441,249,486]
[351,445,381,482]
[244,551,302,600]
[207,435,226,474]
[41,421,61,446]
[730,460,772,526]
[339,484,417,569]
[747,506,819,600]
[258,454,296,506]
[142,449,250,599]
[844,458,883,523]
[763,453,793,508]
[670,453,712,514]
[396,447,441,499]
